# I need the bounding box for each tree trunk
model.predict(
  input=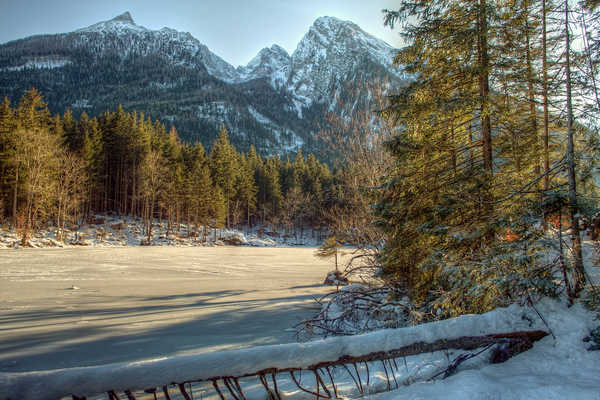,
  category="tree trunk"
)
[468,120,474,169]
[335,249,338,272]
[478,0,493,176]
[247,201,250,234]
[564,0,586,296]
[524,11,539,184]
[451,121,457,180]
[542,0,550,192]
[131,161,136,218]
[12,164,18,229]
[226,198,230,229]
